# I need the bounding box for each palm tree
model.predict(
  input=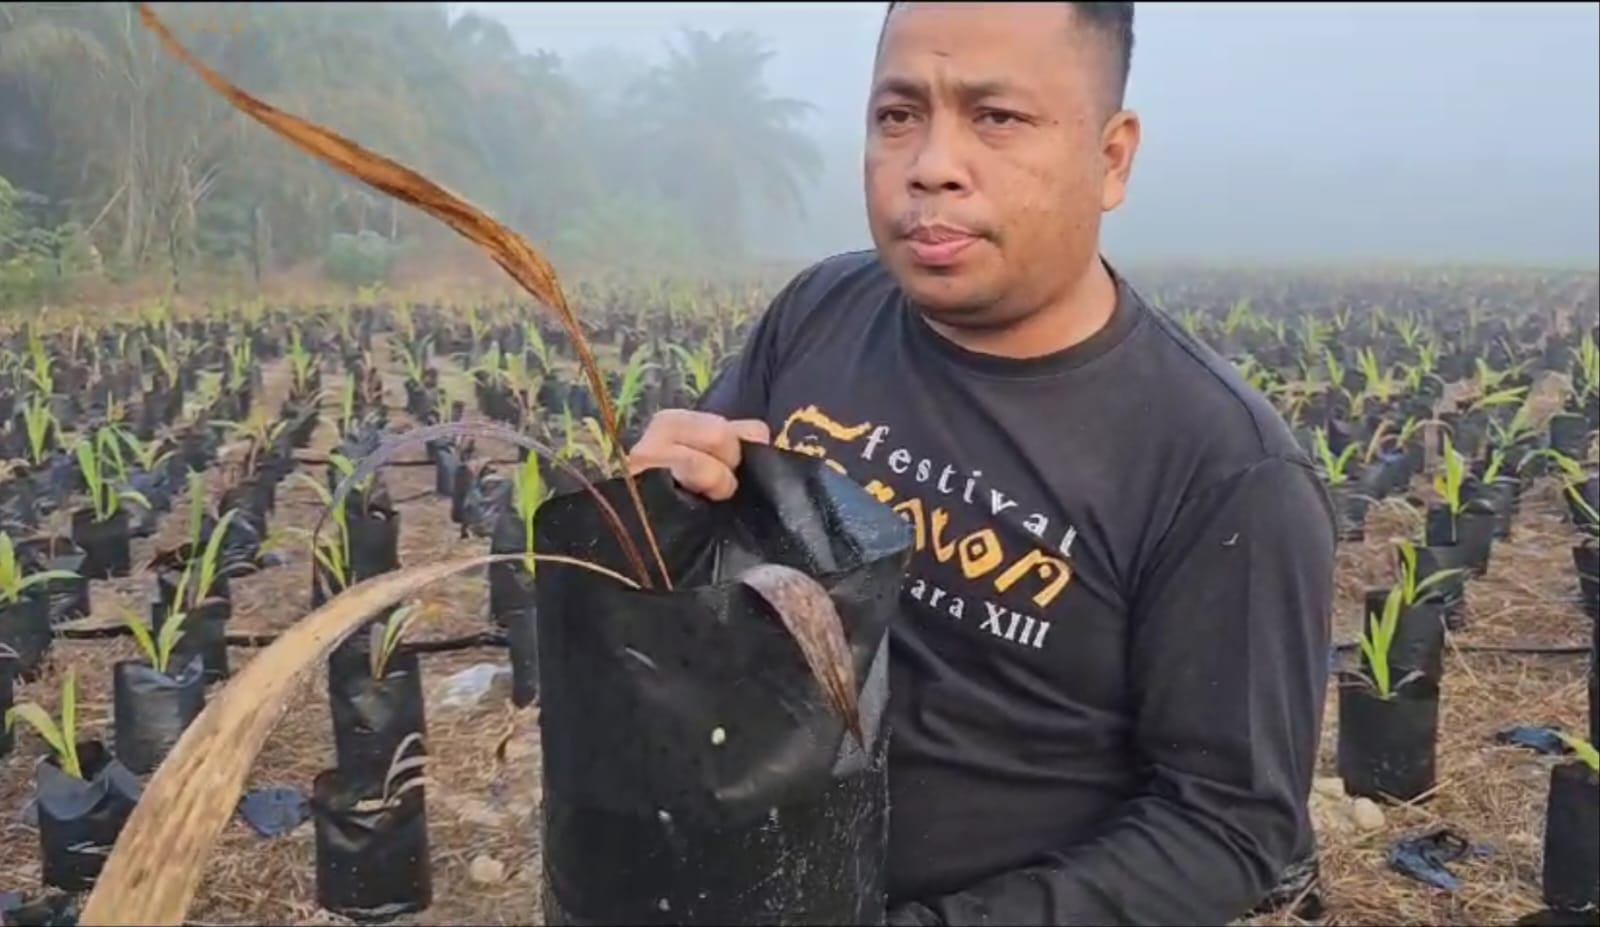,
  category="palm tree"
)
[623,28,824,256]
